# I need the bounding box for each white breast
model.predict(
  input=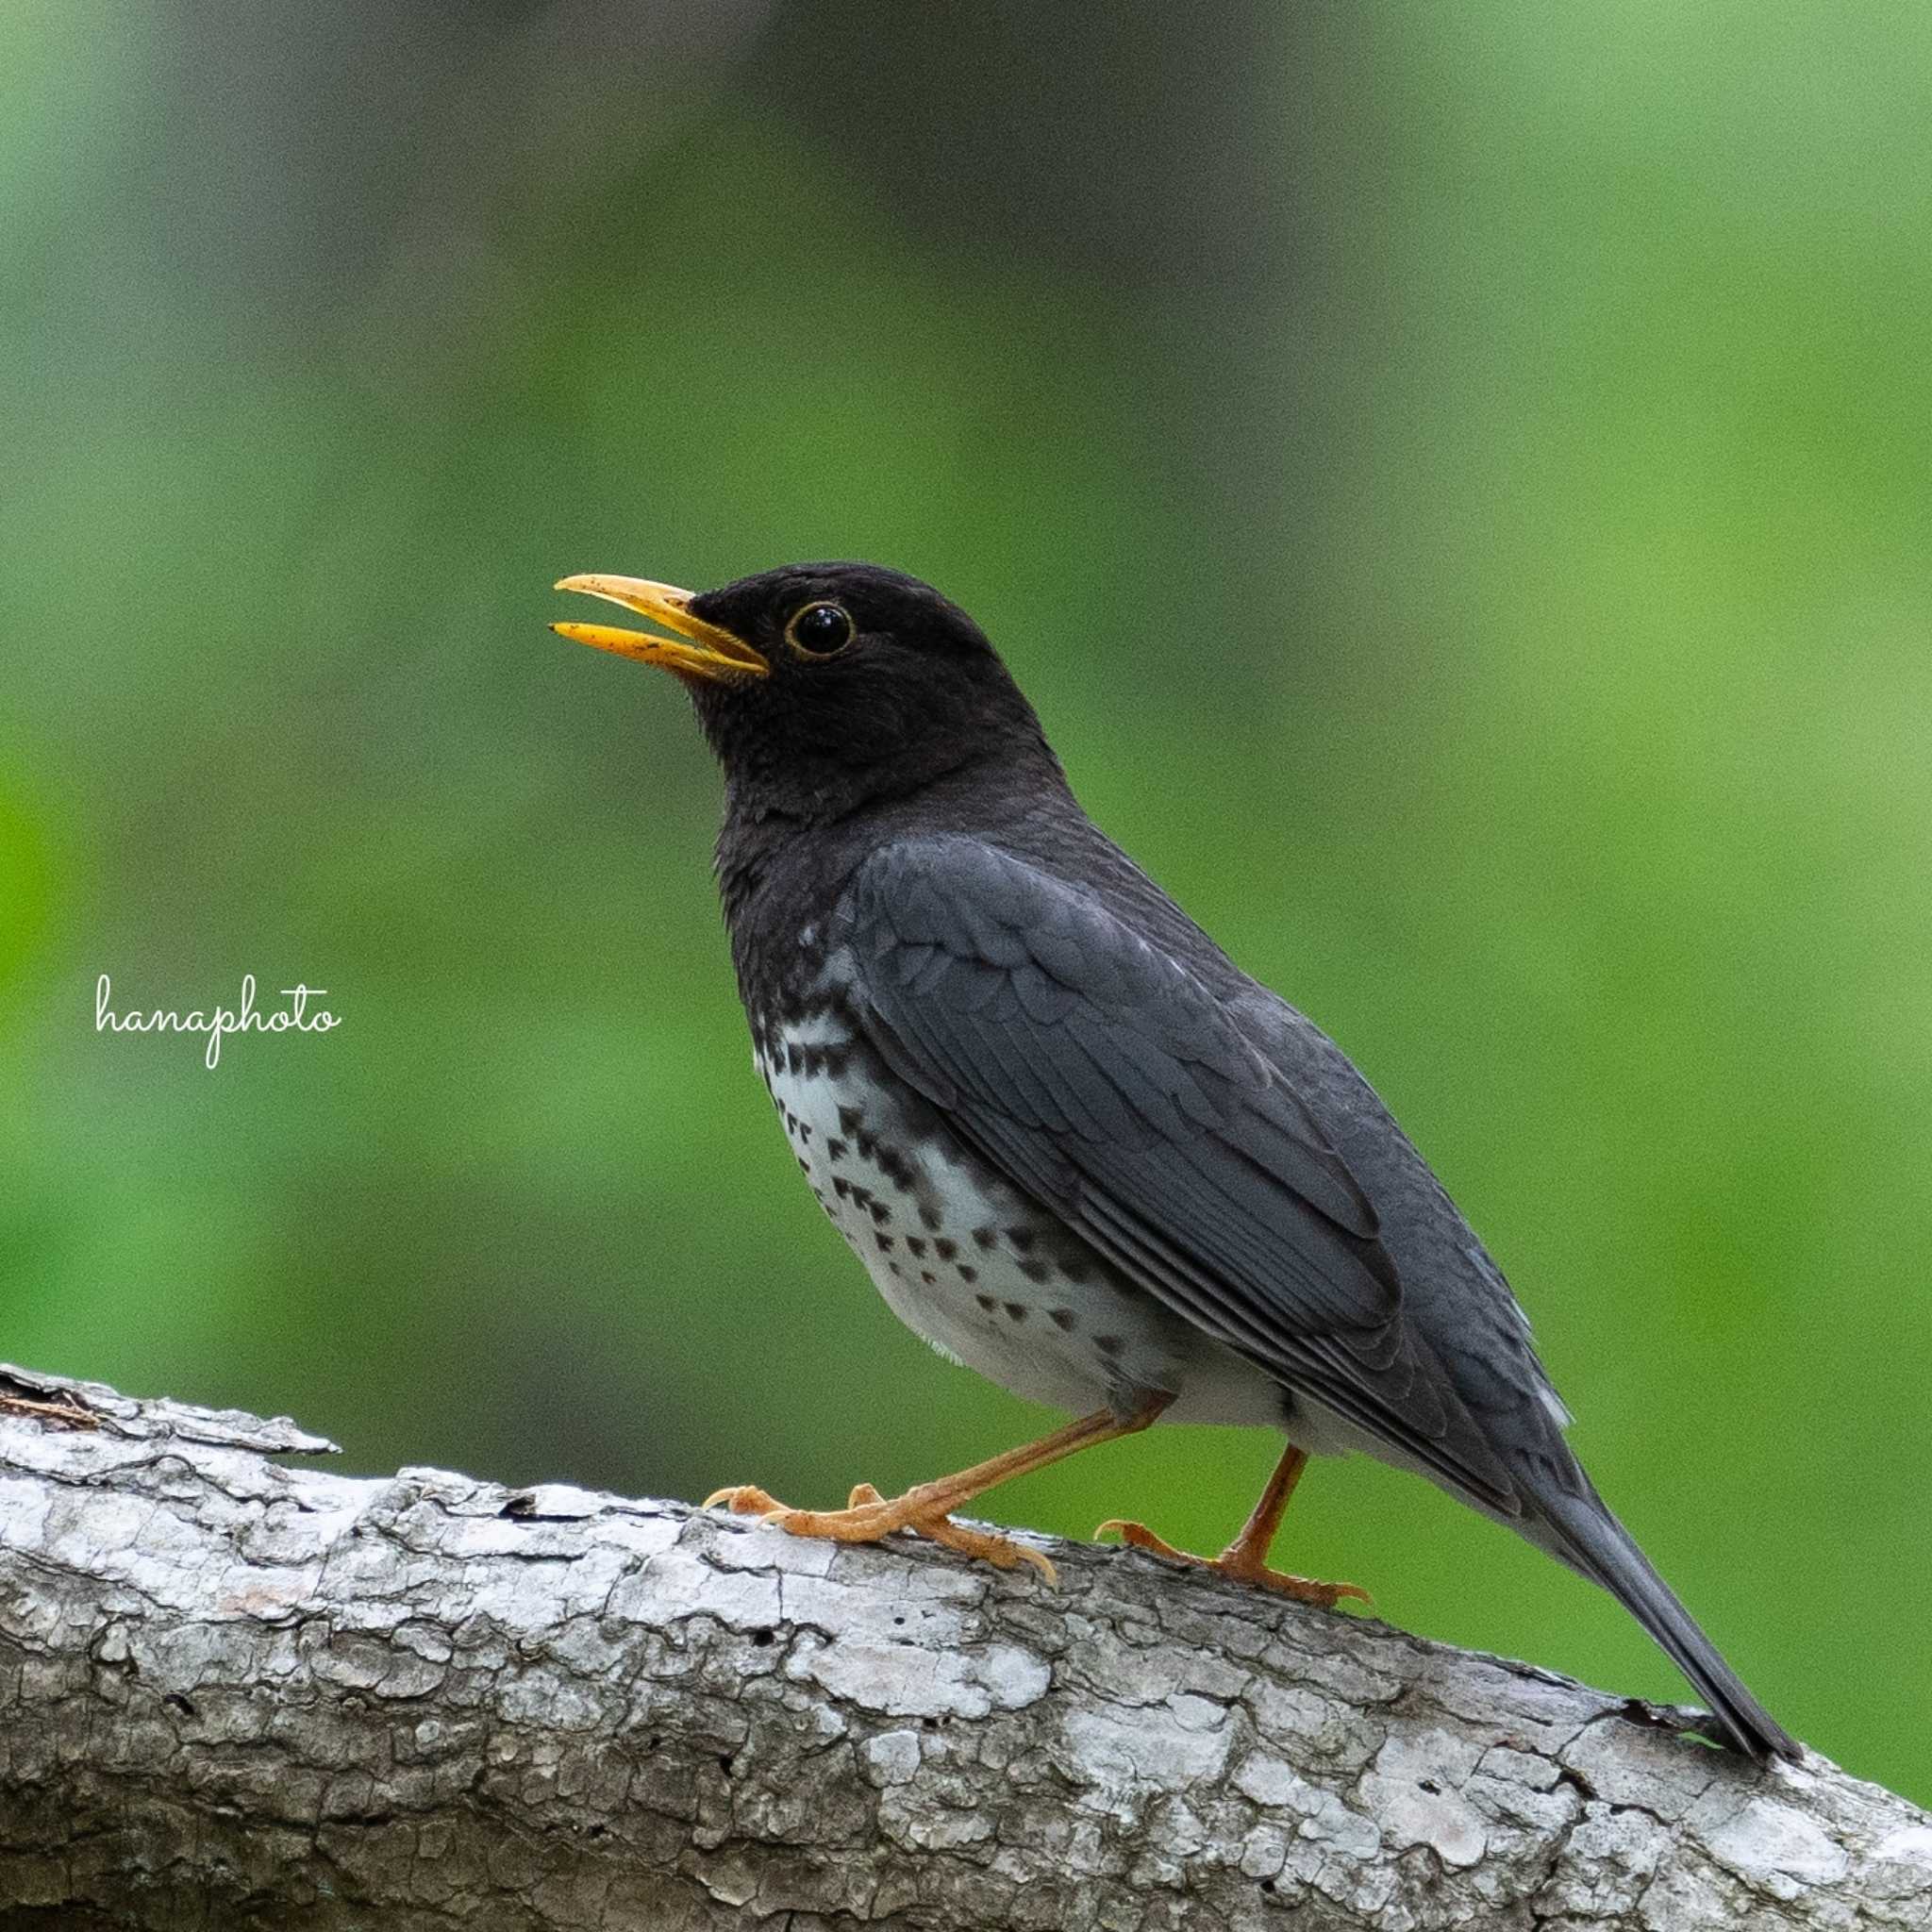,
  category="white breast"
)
[752,1013,1286,1429]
